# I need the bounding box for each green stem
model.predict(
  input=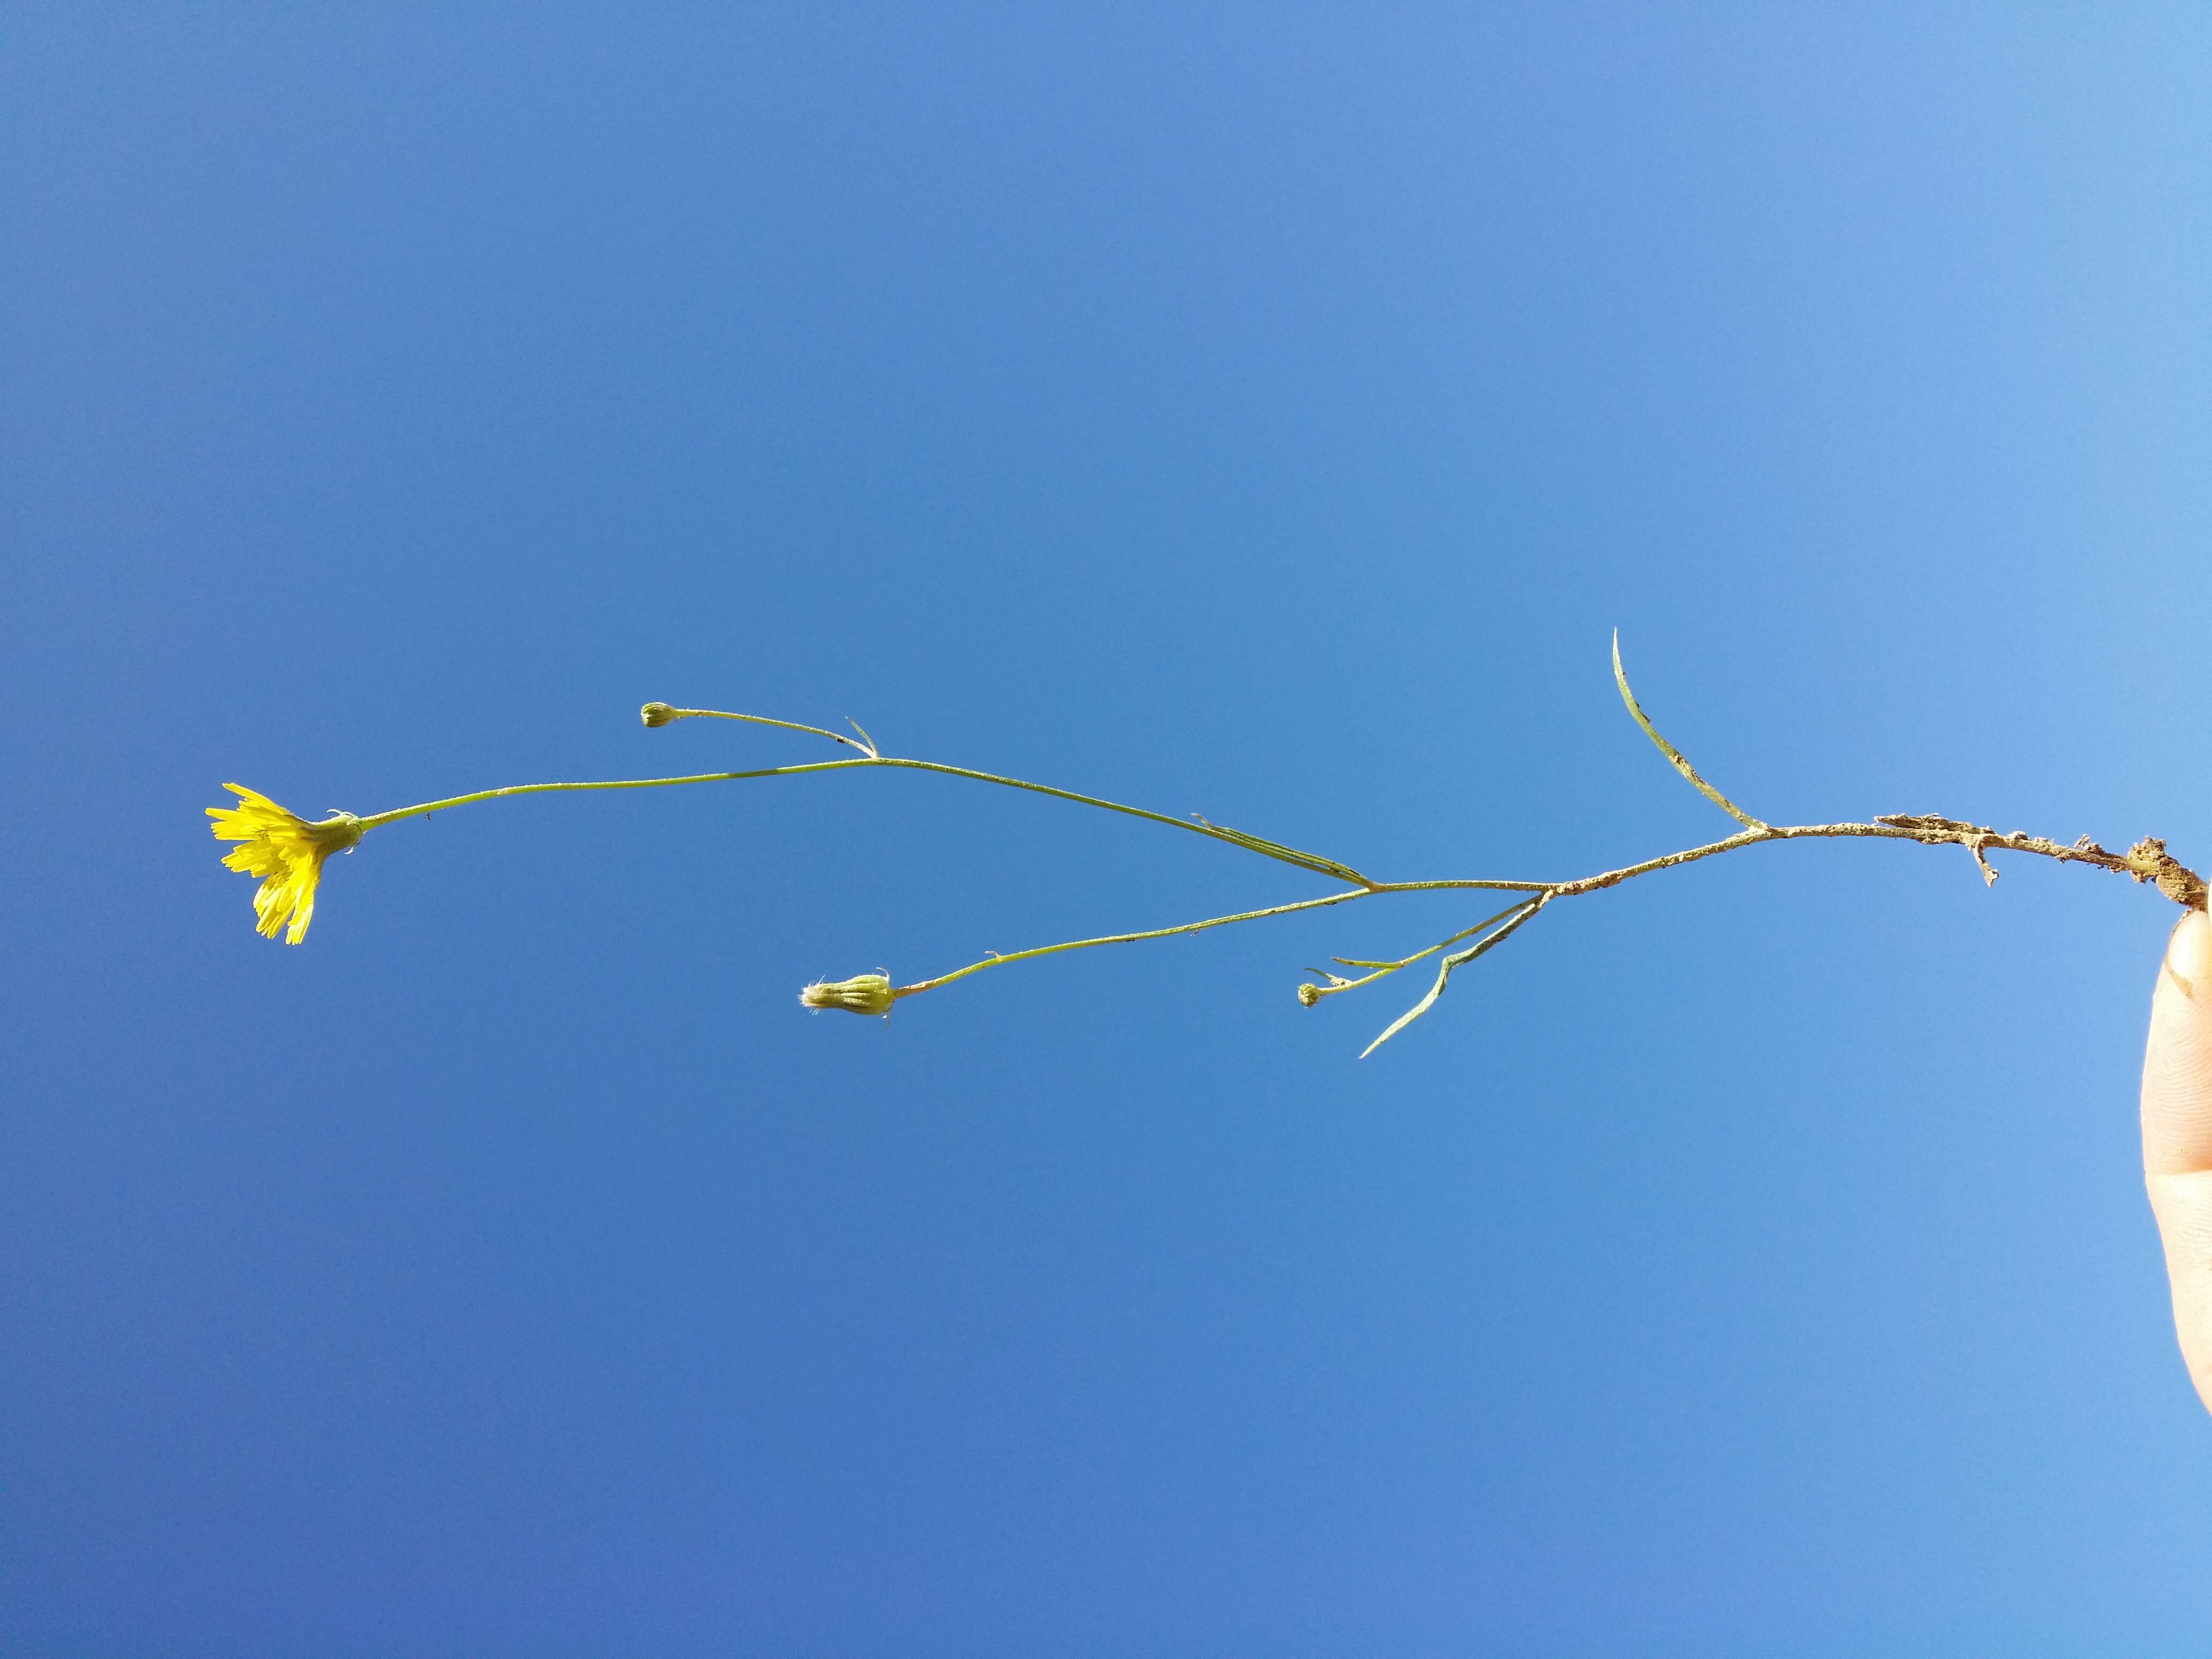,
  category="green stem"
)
[868,758,1374,885]
[653,704,1375,883]
[894,887,1386,998]
[1305,898,1538,998]
[363,714,1375,888]
[653,707,877,754]
[353,759,876,831]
